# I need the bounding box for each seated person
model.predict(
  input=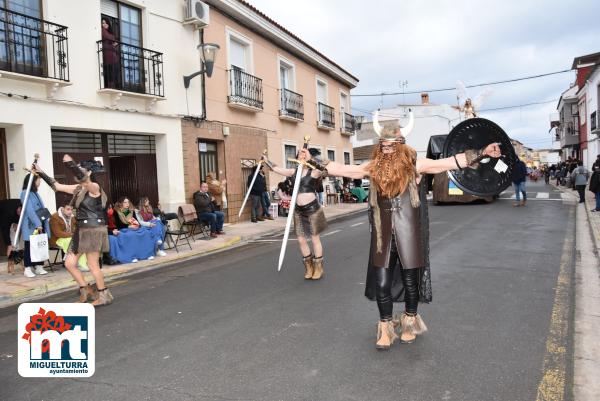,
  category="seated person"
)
[193,182,225,238]
[109,197,160,263]
[49,202,88,271]
[135,196,167,257]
